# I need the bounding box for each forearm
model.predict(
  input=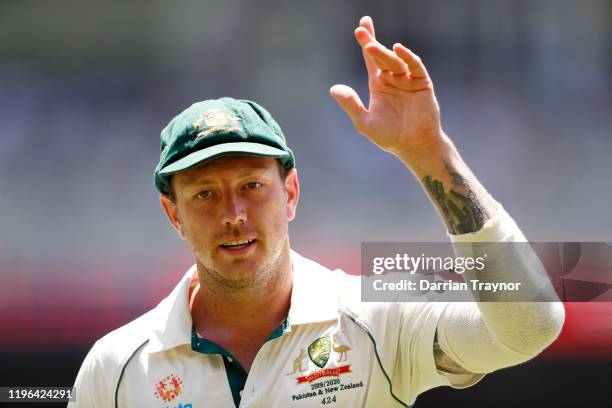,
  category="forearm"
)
[437,206,565,374]
[394,132,497,235]
[395,130,565,372]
